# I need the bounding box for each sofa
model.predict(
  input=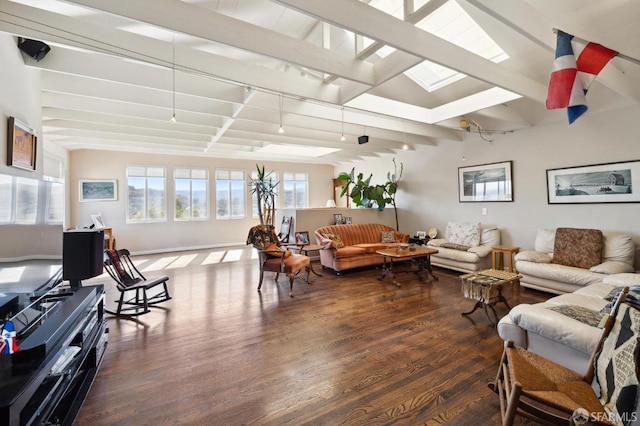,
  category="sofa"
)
[514,227,636,295]
[498,273,640,377]
[426,221,501,273]
[314,223,409,274]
